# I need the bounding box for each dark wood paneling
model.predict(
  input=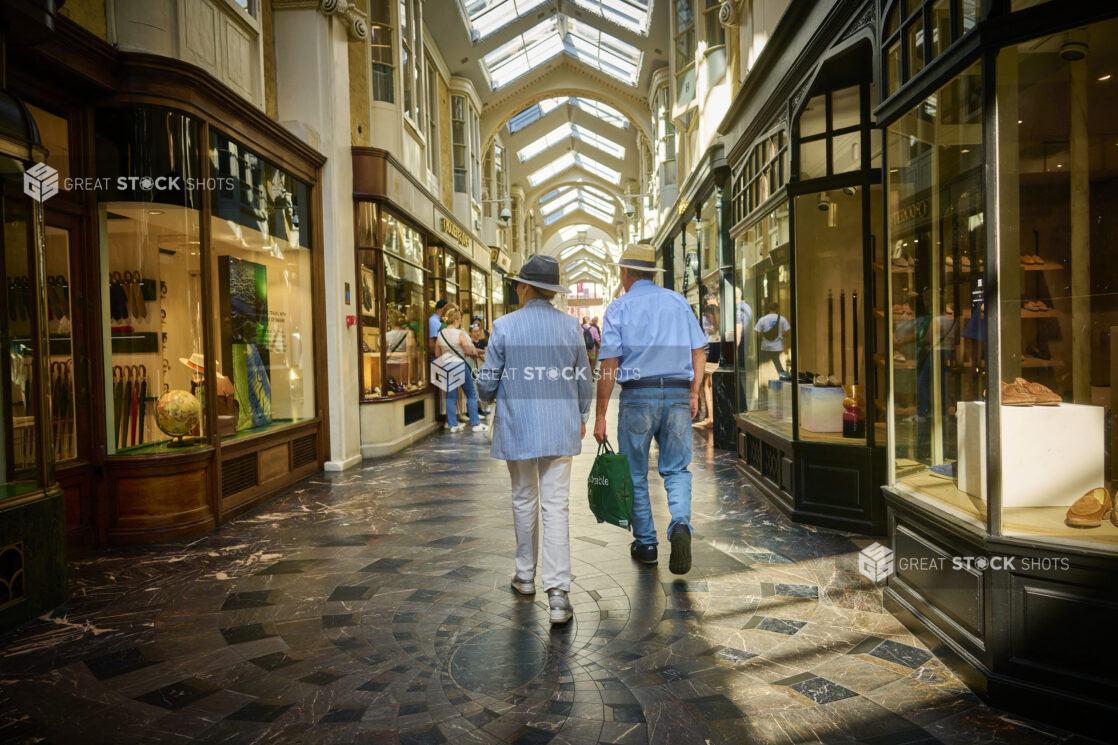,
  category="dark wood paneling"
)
[104,452,216,544]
